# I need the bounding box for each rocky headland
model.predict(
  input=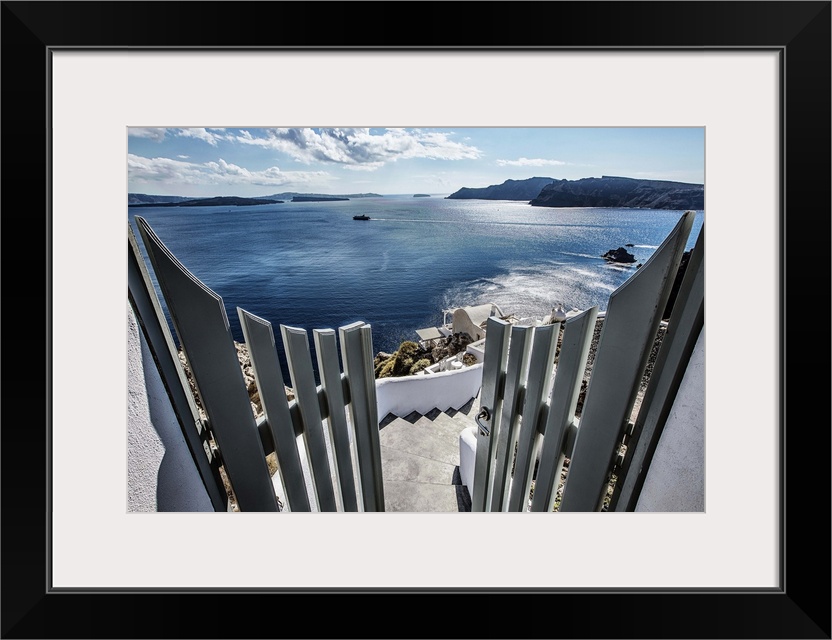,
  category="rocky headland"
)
[530,176,703,210]
[446,175,703,210]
